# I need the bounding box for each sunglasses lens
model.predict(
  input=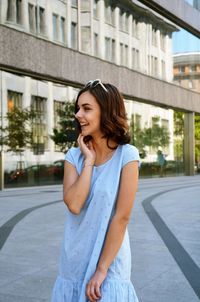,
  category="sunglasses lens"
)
[91,80,100,88]
[84,79,108,92]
